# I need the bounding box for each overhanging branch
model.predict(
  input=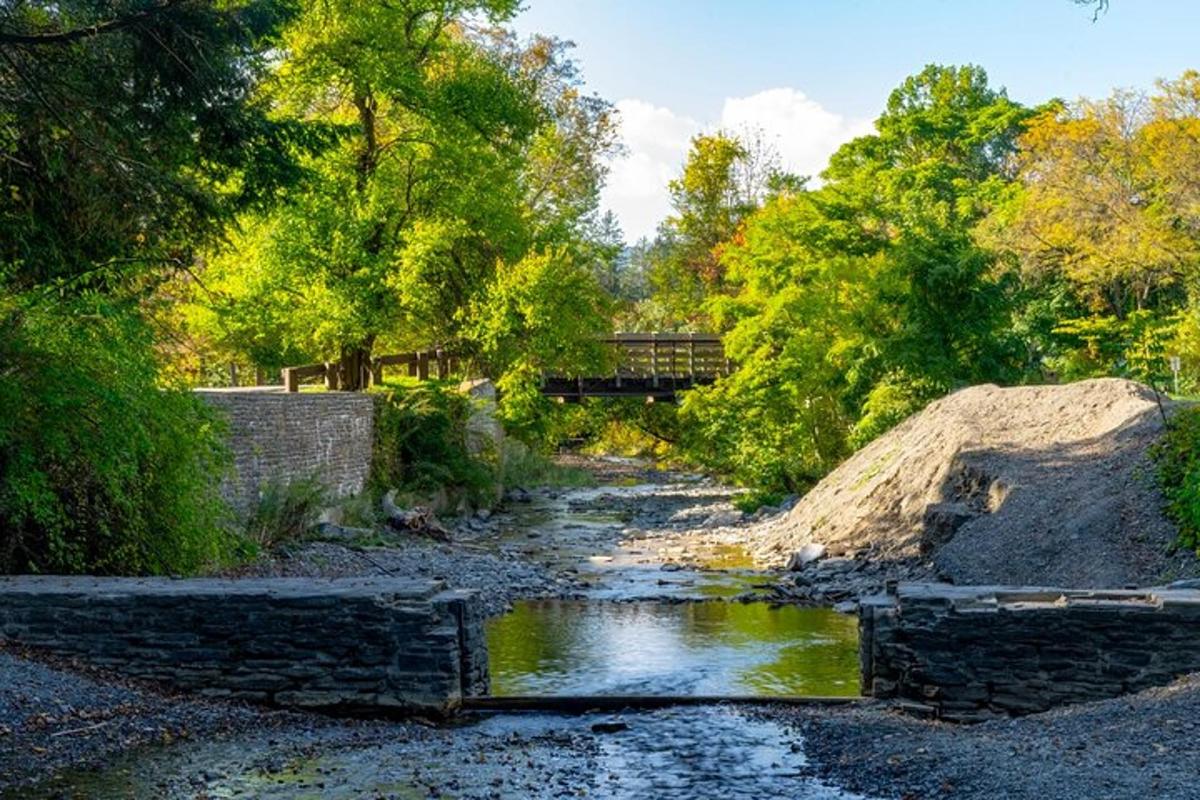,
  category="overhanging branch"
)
[0,1,182,47]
